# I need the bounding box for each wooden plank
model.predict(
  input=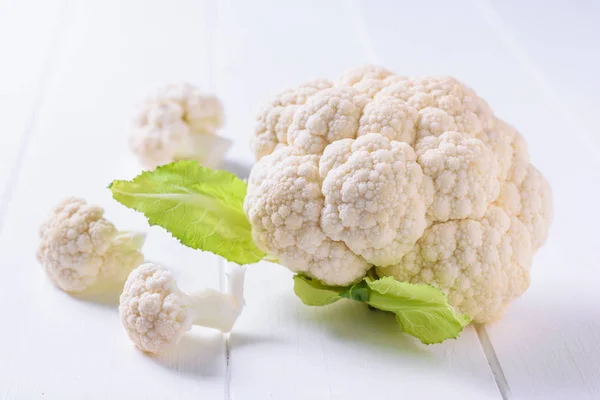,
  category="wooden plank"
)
[0,1,227,399]
[0,0,66,211]
[359,0,600,398]
[487,0,600,150]
[472,2,600,399]
[215,1,501,399]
